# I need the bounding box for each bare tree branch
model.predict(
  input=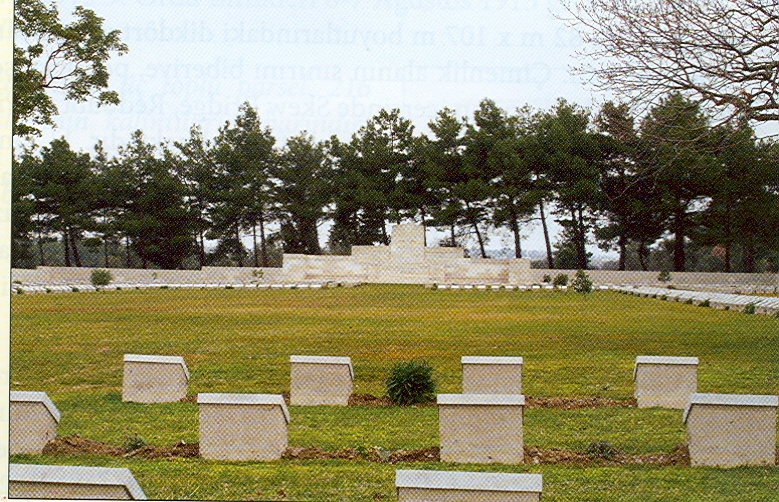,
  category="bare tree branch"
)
[559,0,779,128]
